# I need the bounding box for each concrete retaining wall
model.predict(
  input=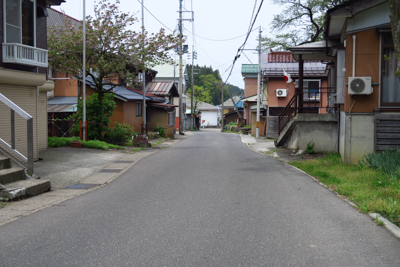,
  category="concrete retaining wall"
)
[339,112,374,164]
